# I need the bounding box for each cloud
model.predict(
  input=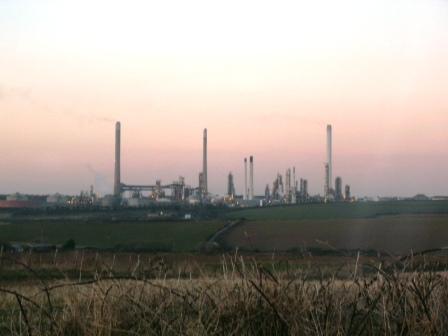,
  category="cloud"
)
[85,164,111,196]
